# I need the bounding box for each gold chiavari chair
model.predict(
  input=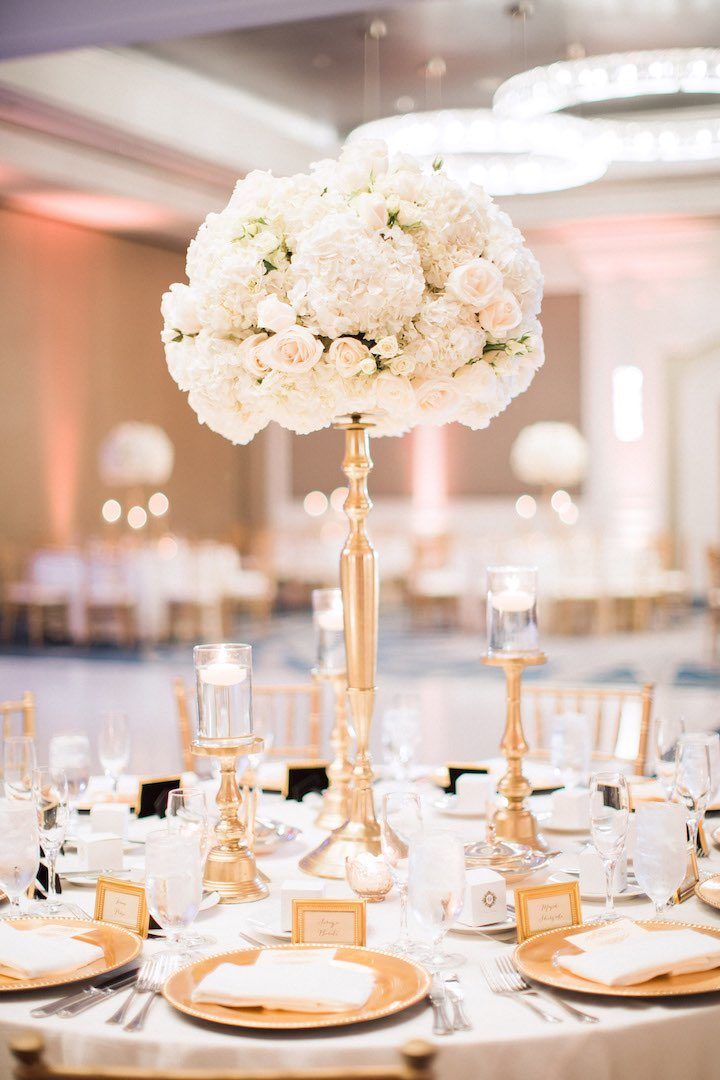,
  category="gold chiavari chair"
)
[173,677,196,773]
[11,1035,437,1080]
[707,546,720,661]
[1,691,36,740]
[522,682,654,777]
